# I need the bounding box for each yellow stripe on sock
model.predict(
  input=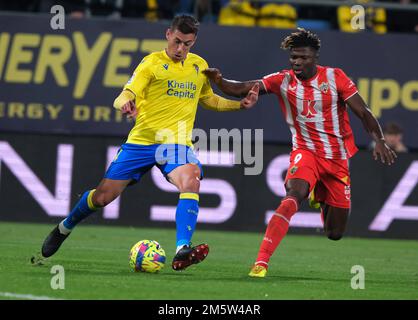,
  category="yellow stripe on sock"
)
[179,193,199,201]
[87,189,98,210]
